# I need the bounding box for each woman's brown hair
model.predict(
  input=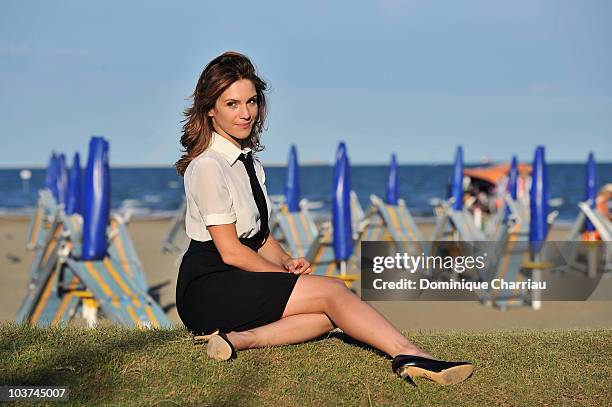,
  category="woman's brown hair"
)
[175,51,267,175]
